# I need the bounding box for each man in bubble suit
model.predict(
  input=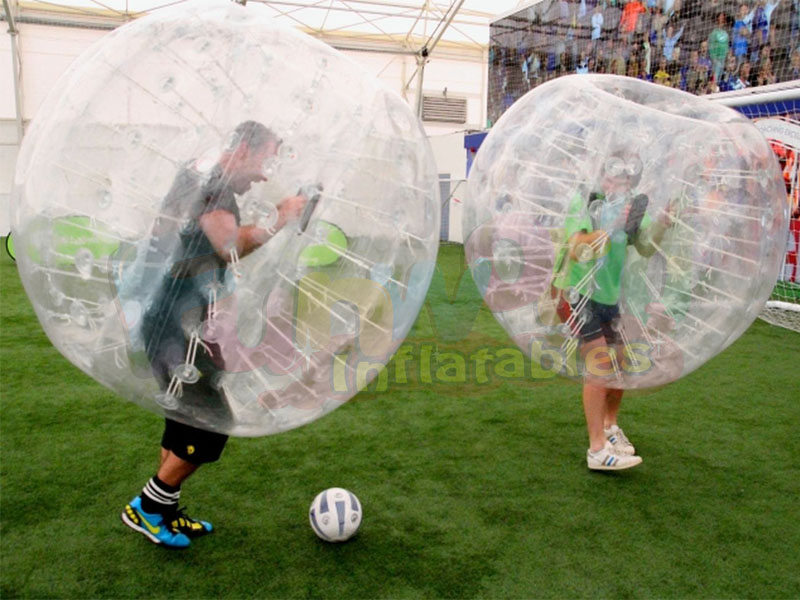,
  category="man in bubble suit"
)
[552,149,675,471]
[121,121,307,548]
